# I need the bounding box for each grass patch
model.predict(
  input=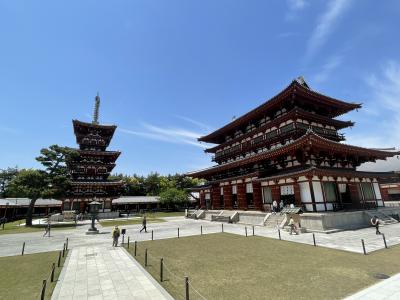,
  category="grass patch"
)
[0,250,68,300]
[99,218,165,227]
[0,220,77,235]
[126,233,400,300]
[144,211,185,218]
